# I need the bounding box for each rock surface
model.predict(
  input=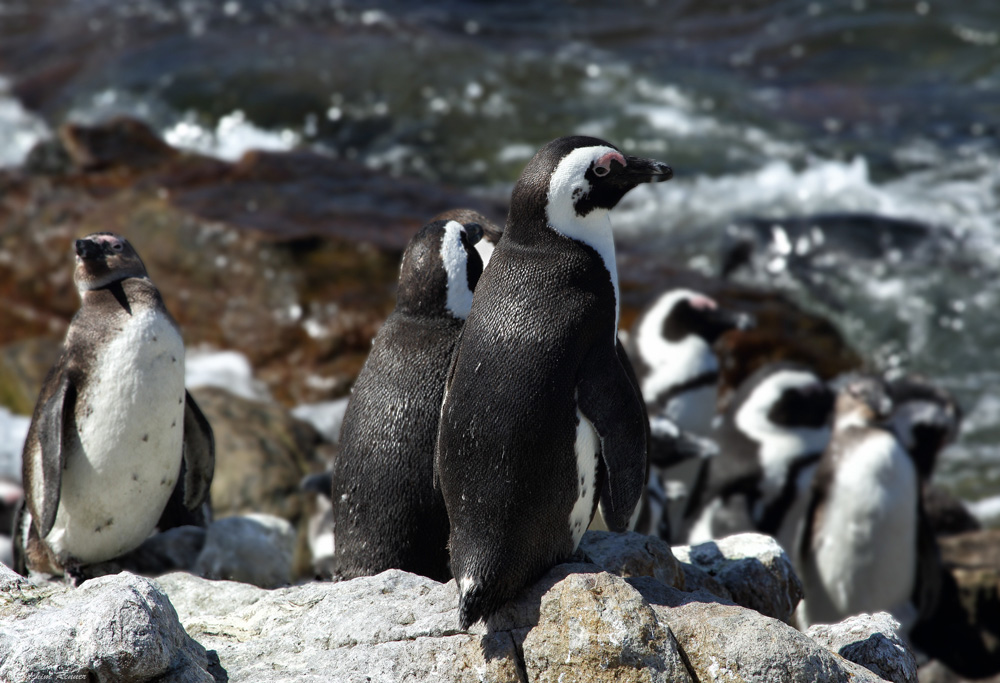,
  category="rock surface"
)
[672,532,804,623]
[806,612,919,683]
[193,513,296,588]
[0,565,222,683]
